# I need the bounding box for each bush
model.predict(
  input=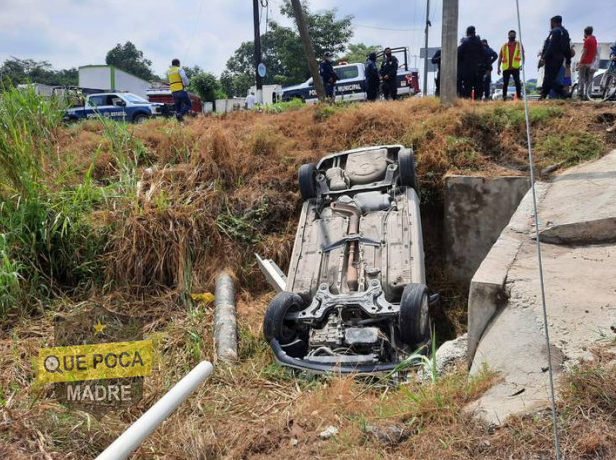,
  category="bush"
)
[0,87,113,319]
